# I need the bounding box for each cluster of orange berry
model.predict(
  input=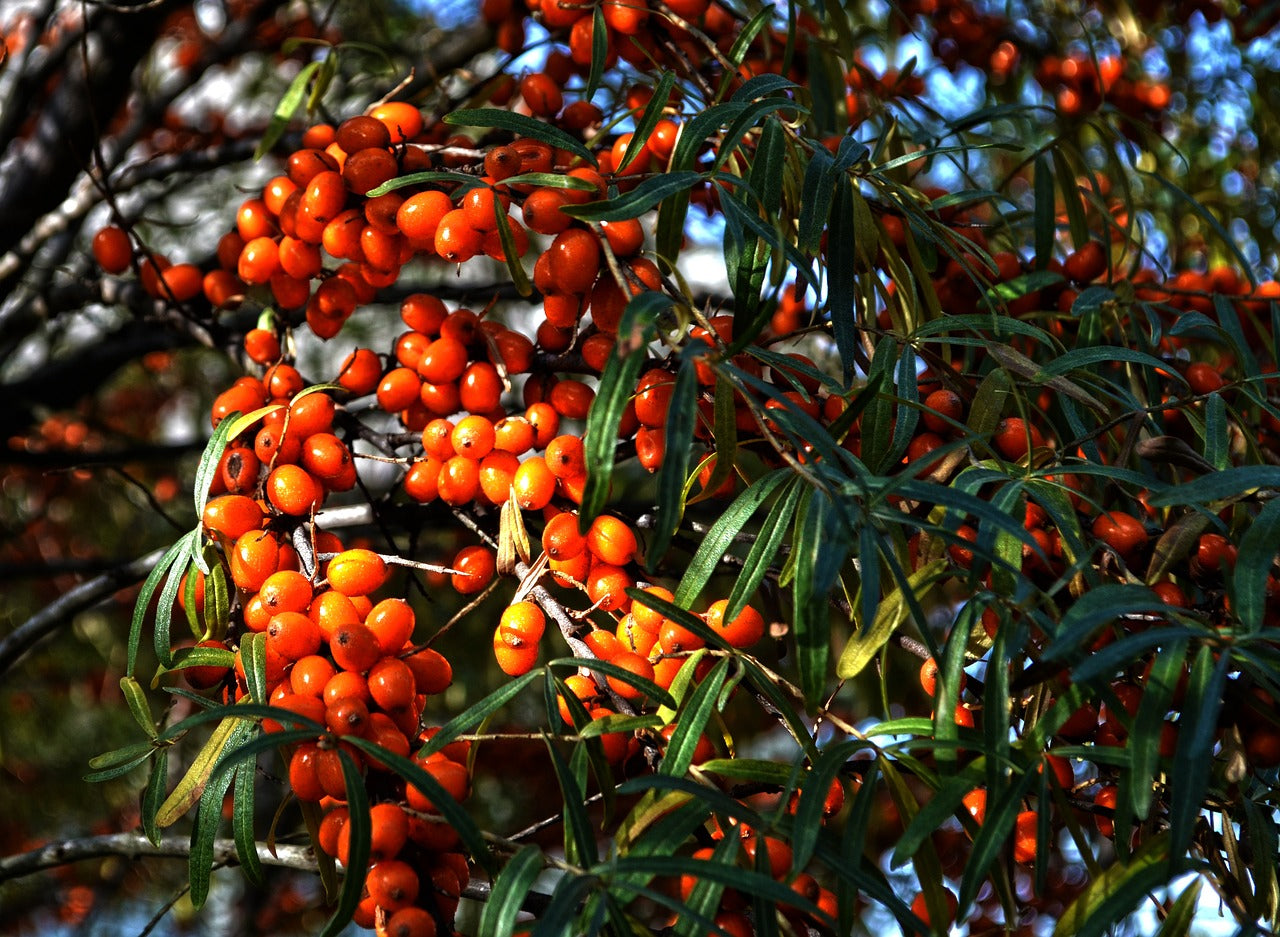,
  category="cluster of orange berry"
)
[184,516,466,935]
